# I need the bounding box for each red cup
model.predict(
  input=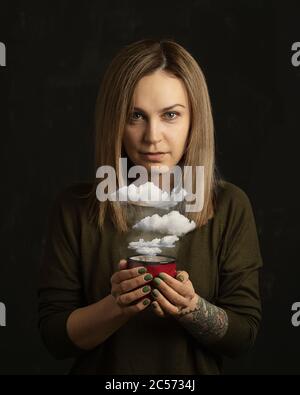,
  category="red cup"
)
[127,255,177,303]
[127,255,177,277]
